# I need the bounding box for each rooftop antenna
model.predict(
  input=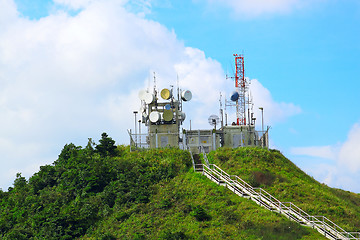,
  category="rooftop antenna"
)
[208,115,220,130]
[147,72,151,92]
[176,74,182,111]
[219,92,224,128]
[153,72,156,91]
[234,53,247,125]
[153,72,158,100]
[177,74,180,100]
